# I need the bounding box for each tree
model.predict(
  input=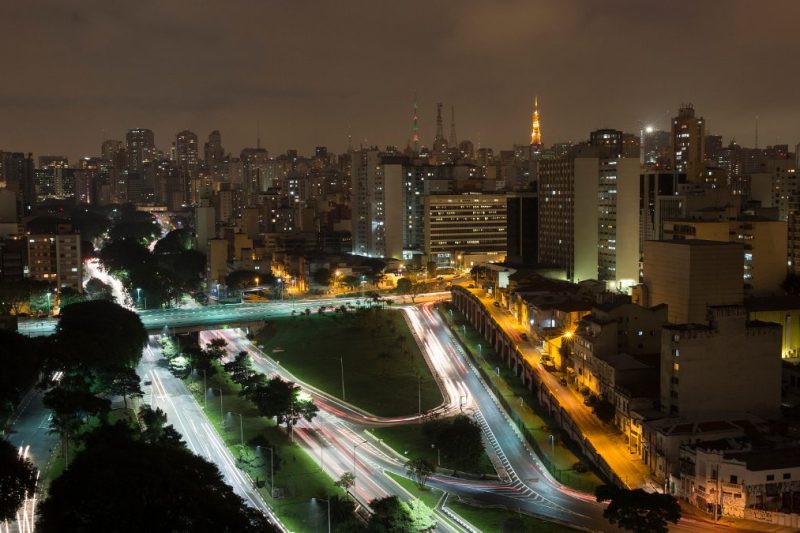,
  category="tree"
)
[405,457,434,489]
[101,366,143,409]
[335,472,355,491]
[37,424,276,533]
[0,438,37,522]
[783,273,800,296]
[367,496,414,533]
[0,331,42,413]
[85,278,114,301]
[396,277,413,294]
[224,351,254,385]
[43,384,112,465]
[313,268,333,287]
[593,399,616,425]
[595,484,681,533]
[426,261,438,278]
[226,269,274,289]
[0,279,52,315]
[52,300,147,377]
[153,228,193,255]
[138,405,184,448]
